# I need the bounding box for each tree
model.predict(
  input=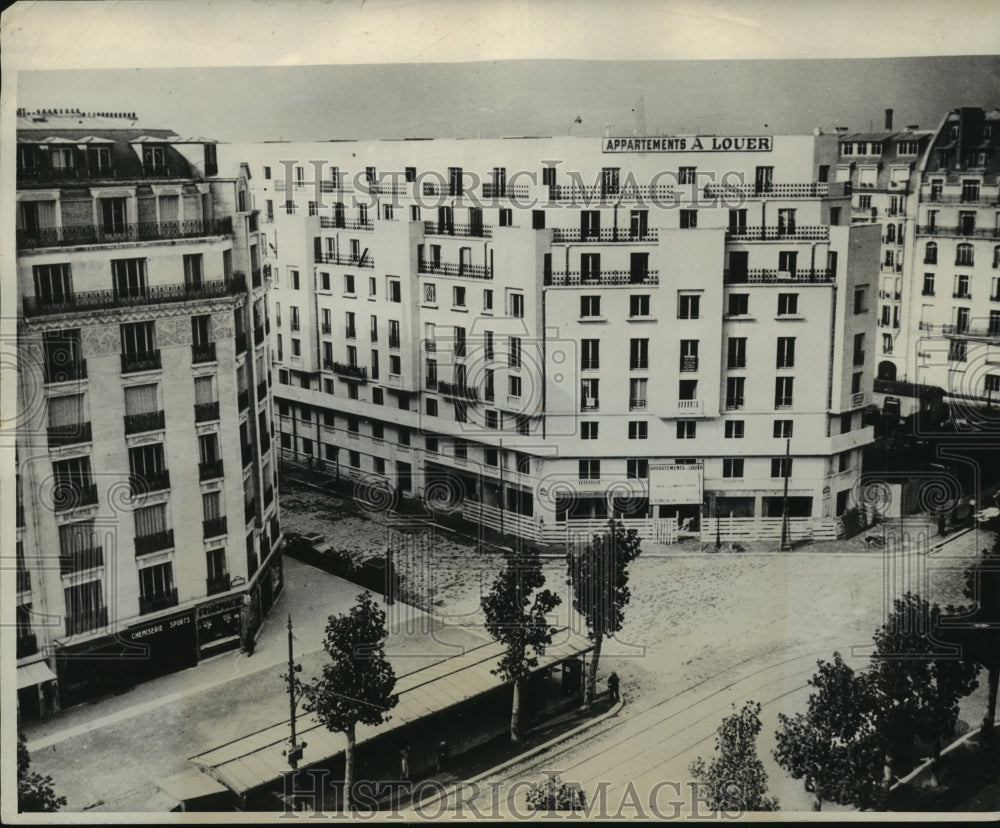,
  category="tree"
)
[566,519,642,712]
[302,591,398,811]
[689,701,778,813]
[774,653,881,810]
[869,592,979,806]
[17,731,66,812]
[481,545,561,742]
[525,774,587,812]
